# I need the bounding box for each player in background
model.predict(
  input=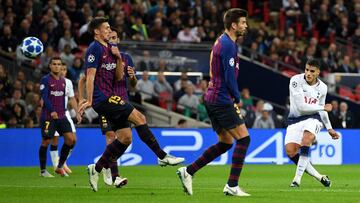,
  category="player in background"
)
[285,59,339,187]
[39,57,76,177]
[49,62,78,175]
[177,8,251,197]
[78,17,183,192]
